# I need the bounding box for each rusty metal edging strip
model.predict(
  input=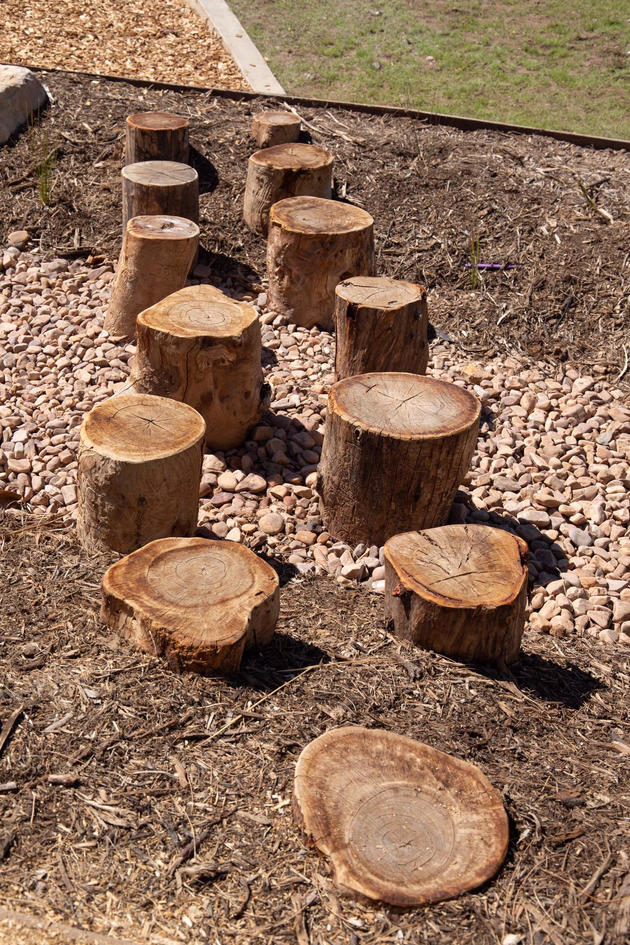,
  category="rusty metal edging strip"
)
[24,64,630,152]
